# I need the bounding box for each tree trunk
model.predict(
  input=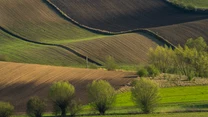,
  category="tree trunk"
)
[61,108,66,117]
